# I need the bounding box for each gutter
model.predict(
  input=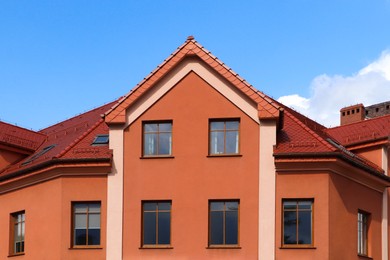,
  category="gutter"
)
[0,157,112,182]
[274,151,390,183]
